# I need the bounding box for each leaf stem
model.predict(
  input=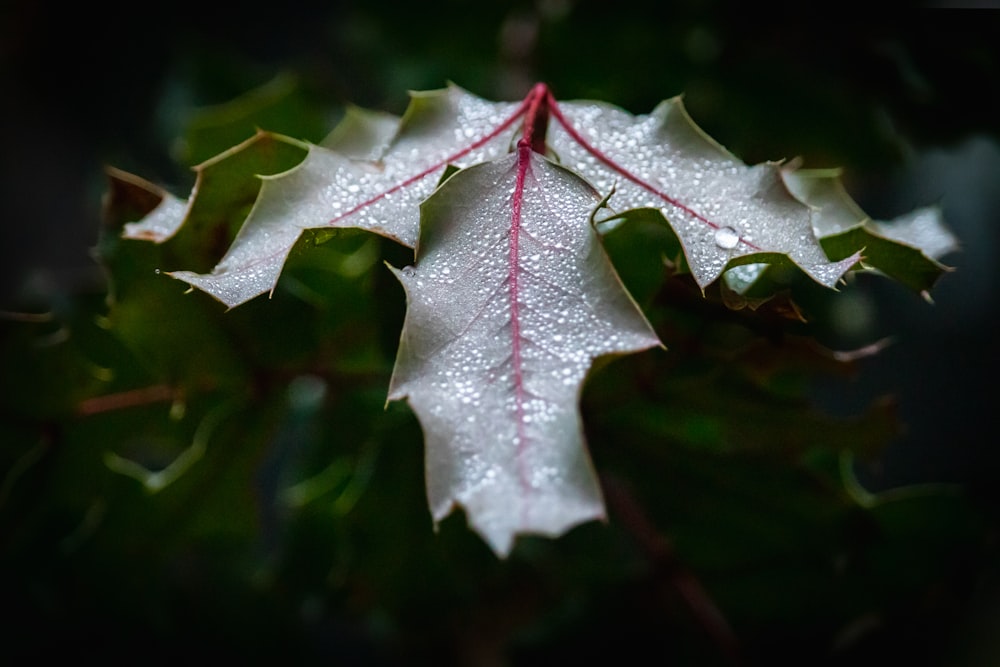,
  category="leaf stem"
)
[521,83,550,154]
[503,82,553,502]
